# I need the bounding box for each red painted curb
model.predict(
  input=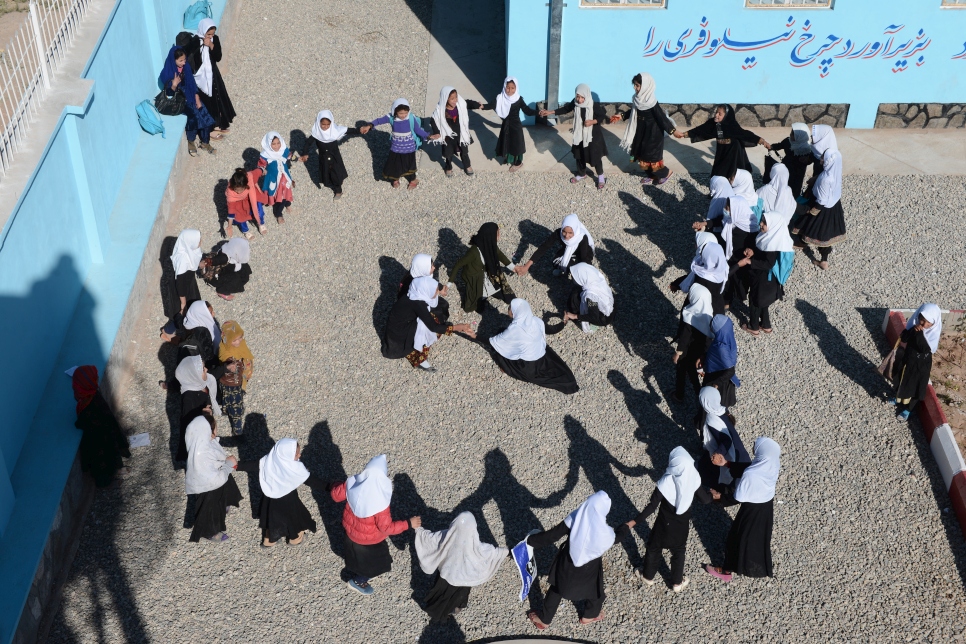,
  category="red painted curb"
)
[885,311,905,346]
[949,471,966,539]
[920,387,948,444]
